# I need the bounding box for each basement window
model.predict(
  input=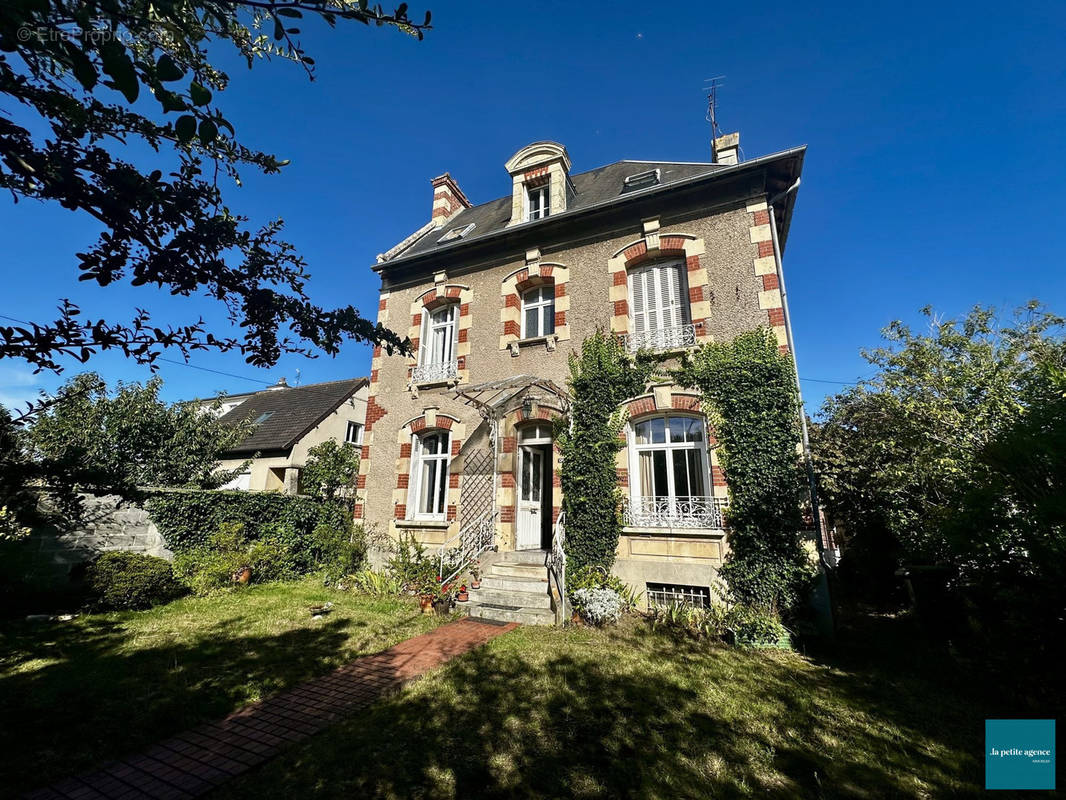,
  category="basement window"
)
[437,222,476,243]
[646,583,711,608]
[621,168,661,194]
